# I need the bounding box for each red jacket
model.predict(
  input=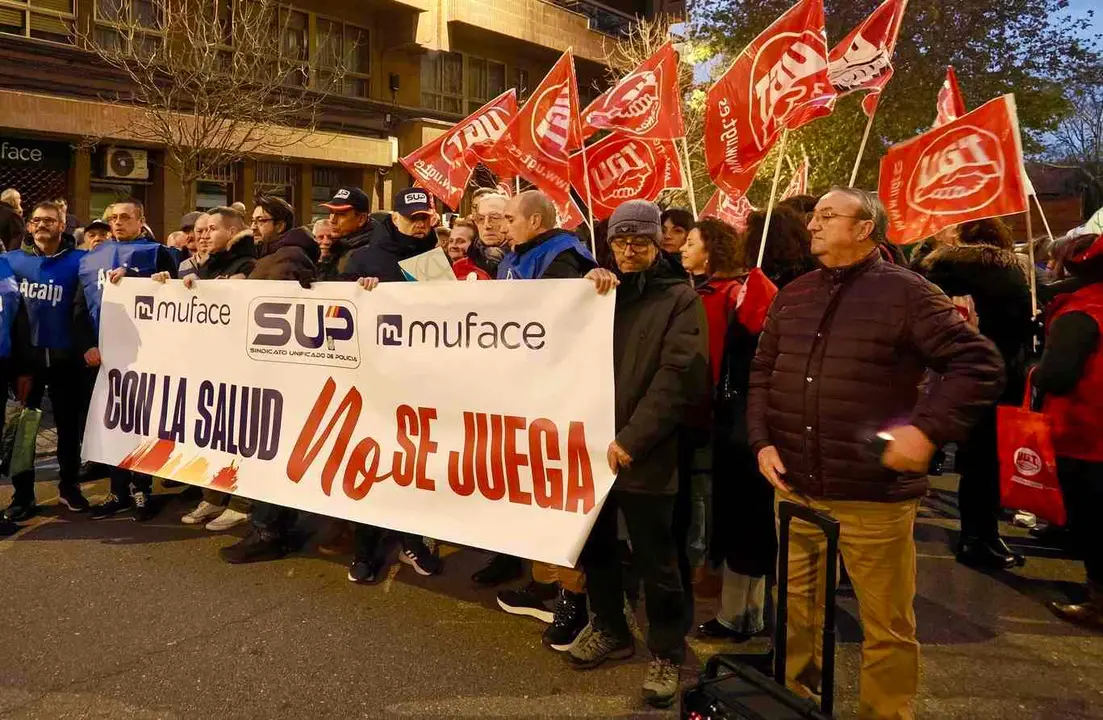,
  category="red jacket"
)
[695,276,743,387]
[452,257,491,280]
[1044,282,1103,462]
